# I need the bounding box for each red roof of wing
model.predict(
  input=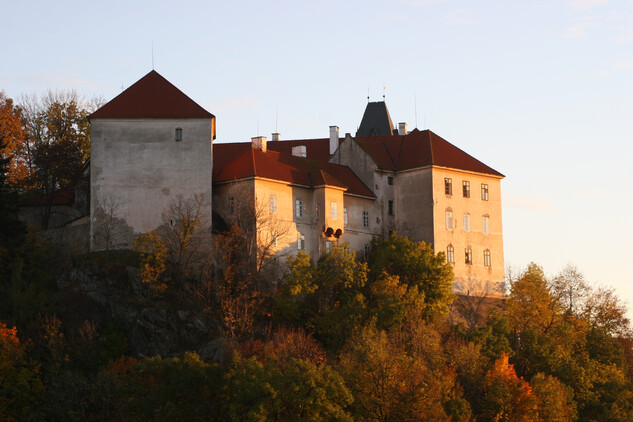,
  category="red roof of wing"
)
[213,143,375,198]
[354,129,504,177]
[267,138,340,162]
[89,70,214,119]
